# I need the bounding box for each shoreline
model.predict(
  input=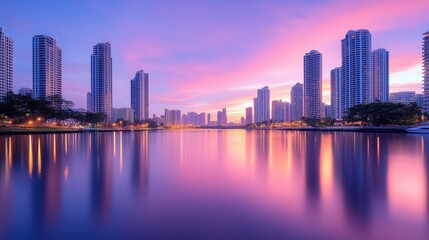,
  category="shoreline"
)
[0,126,411,135]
